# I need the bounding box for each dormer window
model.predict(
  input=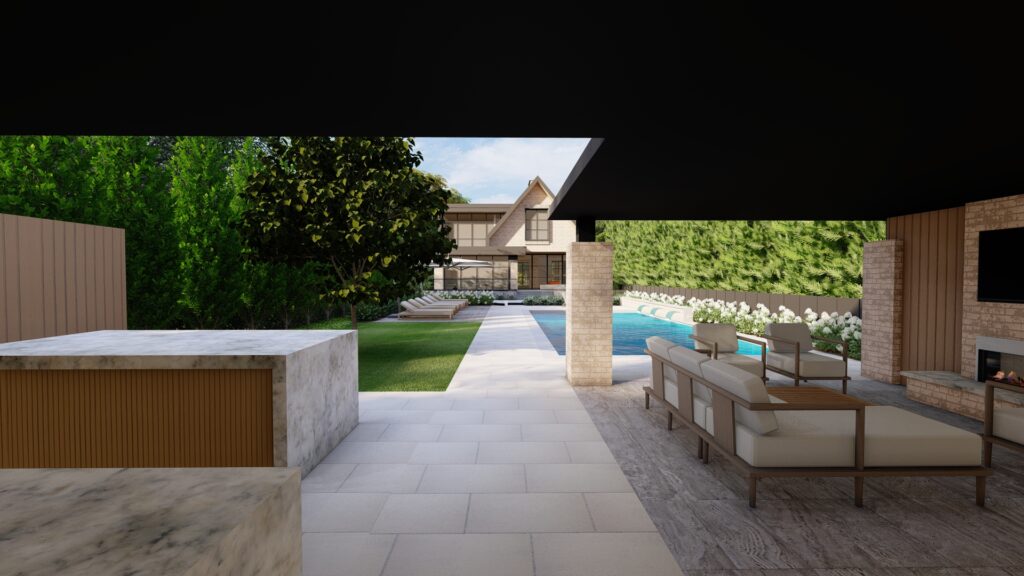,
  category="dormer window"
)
[525,208,550,242]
